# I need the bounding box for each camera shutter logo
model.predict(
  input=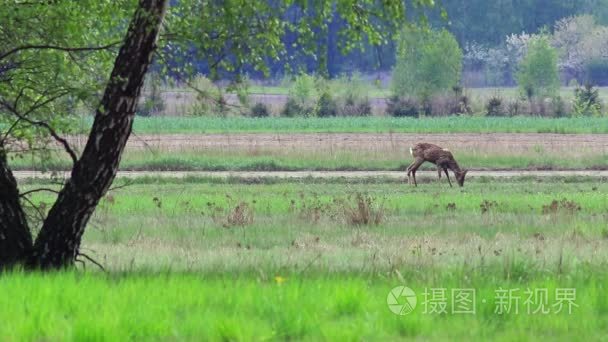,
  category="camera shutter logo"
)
[387,286,417,315]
